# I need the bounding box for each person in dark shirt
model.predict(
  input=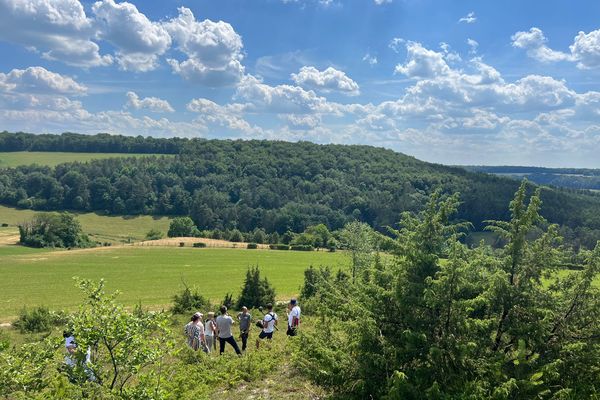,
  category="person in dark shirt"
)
[237,306,252,352]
